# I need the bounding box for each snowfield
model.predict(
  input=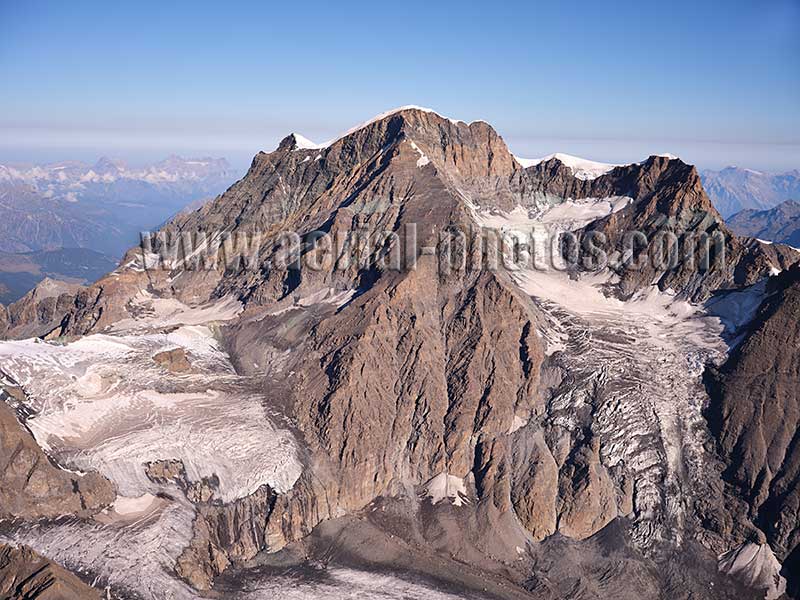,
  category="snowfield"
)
[0,324,301,501]
[0,294,305,598]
